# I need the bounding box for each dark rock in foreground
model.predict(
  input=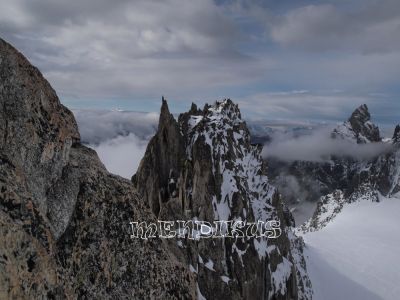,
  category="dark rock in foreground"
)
[0,38,195,299]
